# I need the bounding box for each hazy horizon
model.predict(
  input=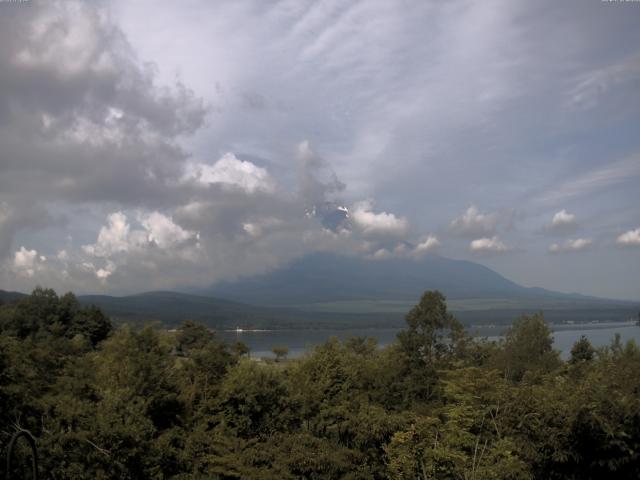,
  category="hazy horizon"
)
[1,0,639,300]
